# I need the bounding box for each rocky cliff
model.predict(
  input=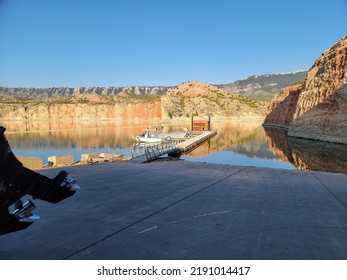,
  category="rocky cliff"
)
[0,83,268,122]
[1,71,306,101]
[264,36,347,144]
[0,86,173,99]
[263,83,304,128]
[161,82,268,121]
[0,92,162,122]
